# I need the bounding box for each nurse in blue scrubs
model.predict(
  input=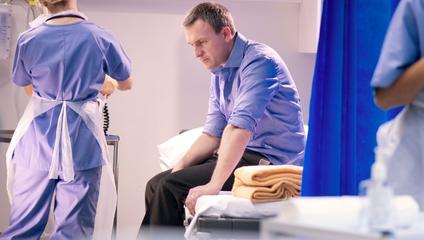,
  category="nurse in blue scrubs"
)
[372,0,424,209]
[0,0,133,239]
